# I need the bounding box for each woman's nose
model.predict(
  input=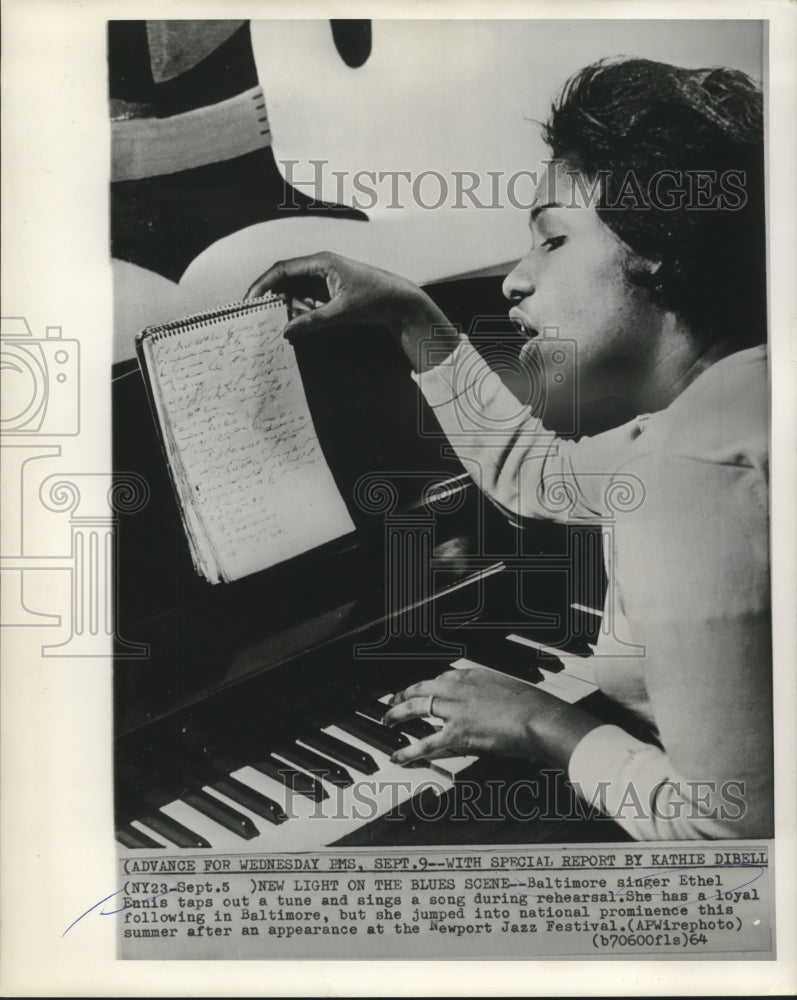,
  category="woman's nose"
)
[502,254,536,301]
